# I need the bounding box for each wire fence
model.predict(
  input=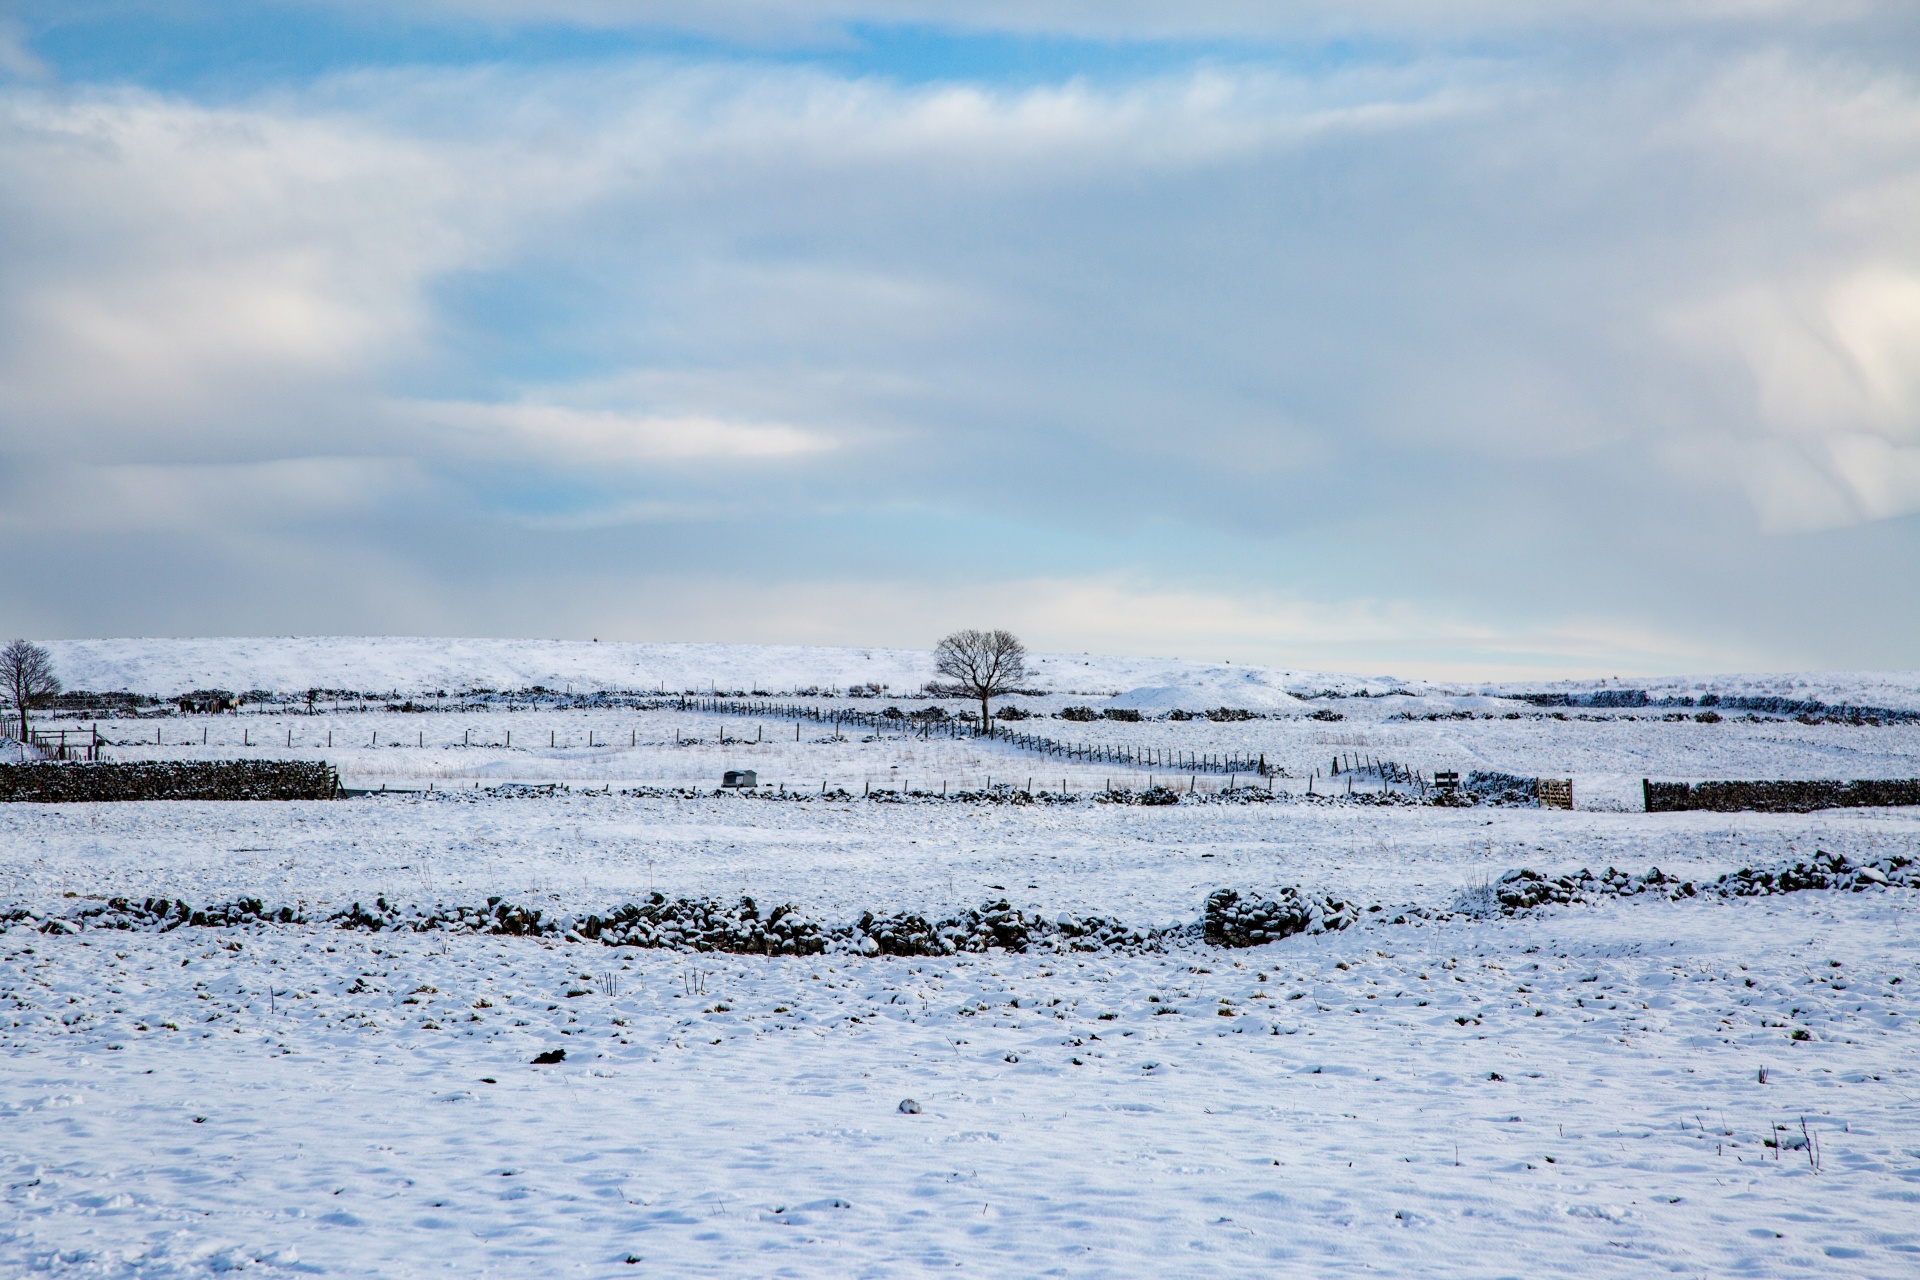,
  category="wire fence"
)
[672,696,1301,778]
